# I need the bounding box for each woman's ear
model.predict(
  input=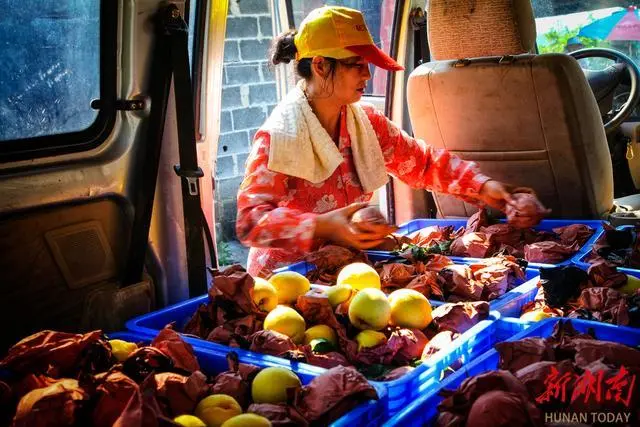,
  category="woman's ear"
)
[311,56,330,79]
